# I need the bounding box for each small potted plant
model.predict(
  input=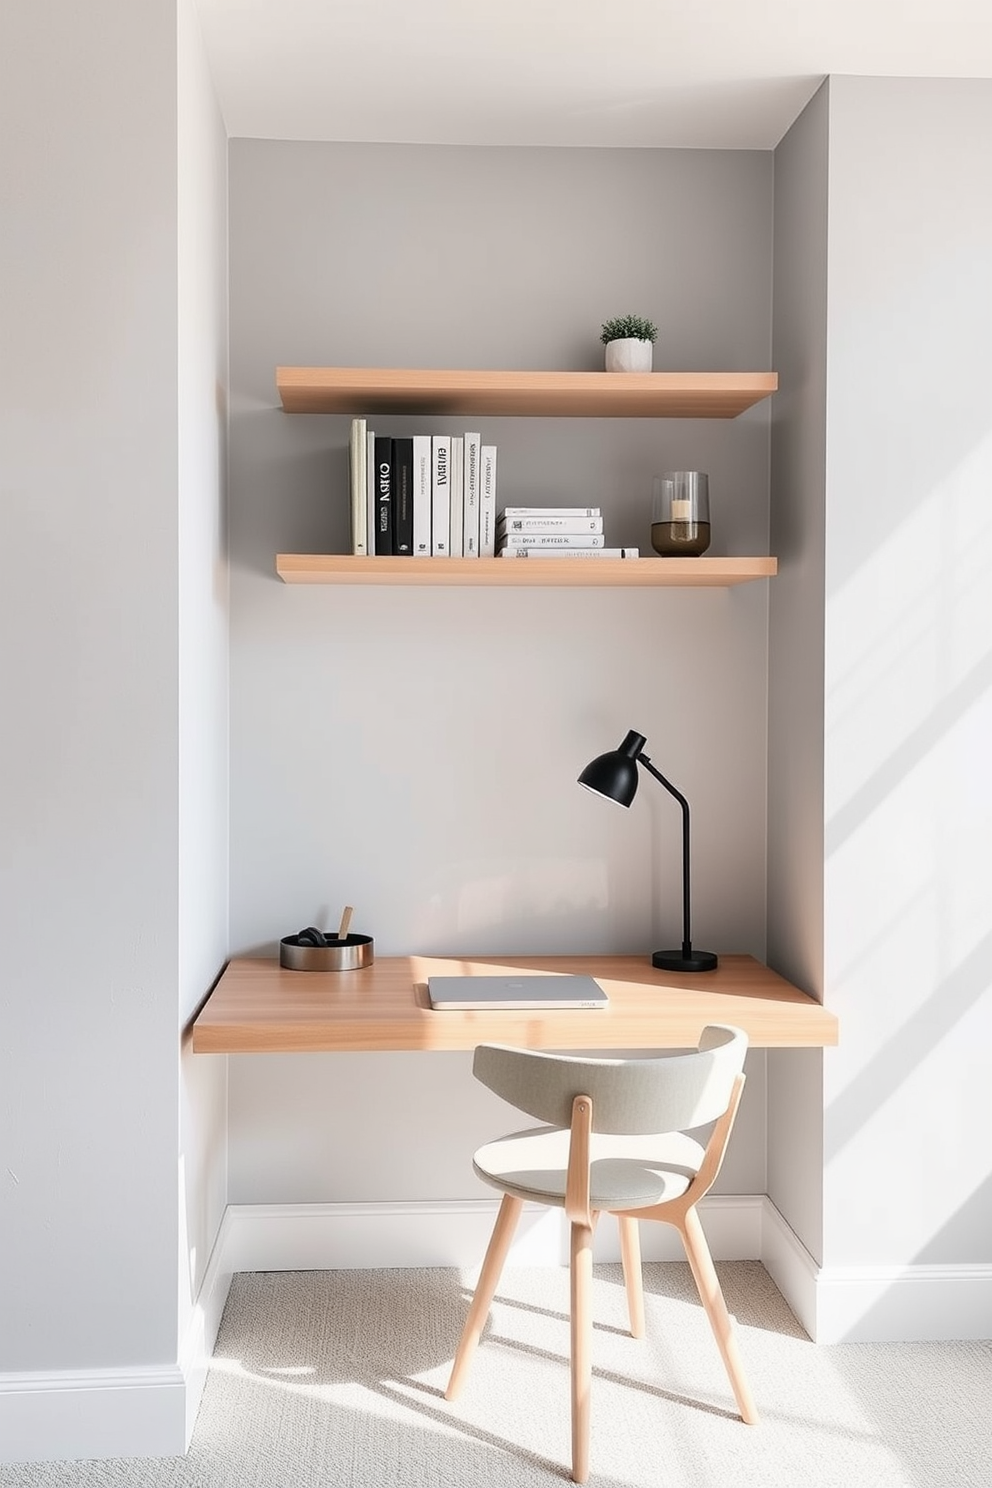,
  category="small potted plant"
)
[600,313,658,372]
